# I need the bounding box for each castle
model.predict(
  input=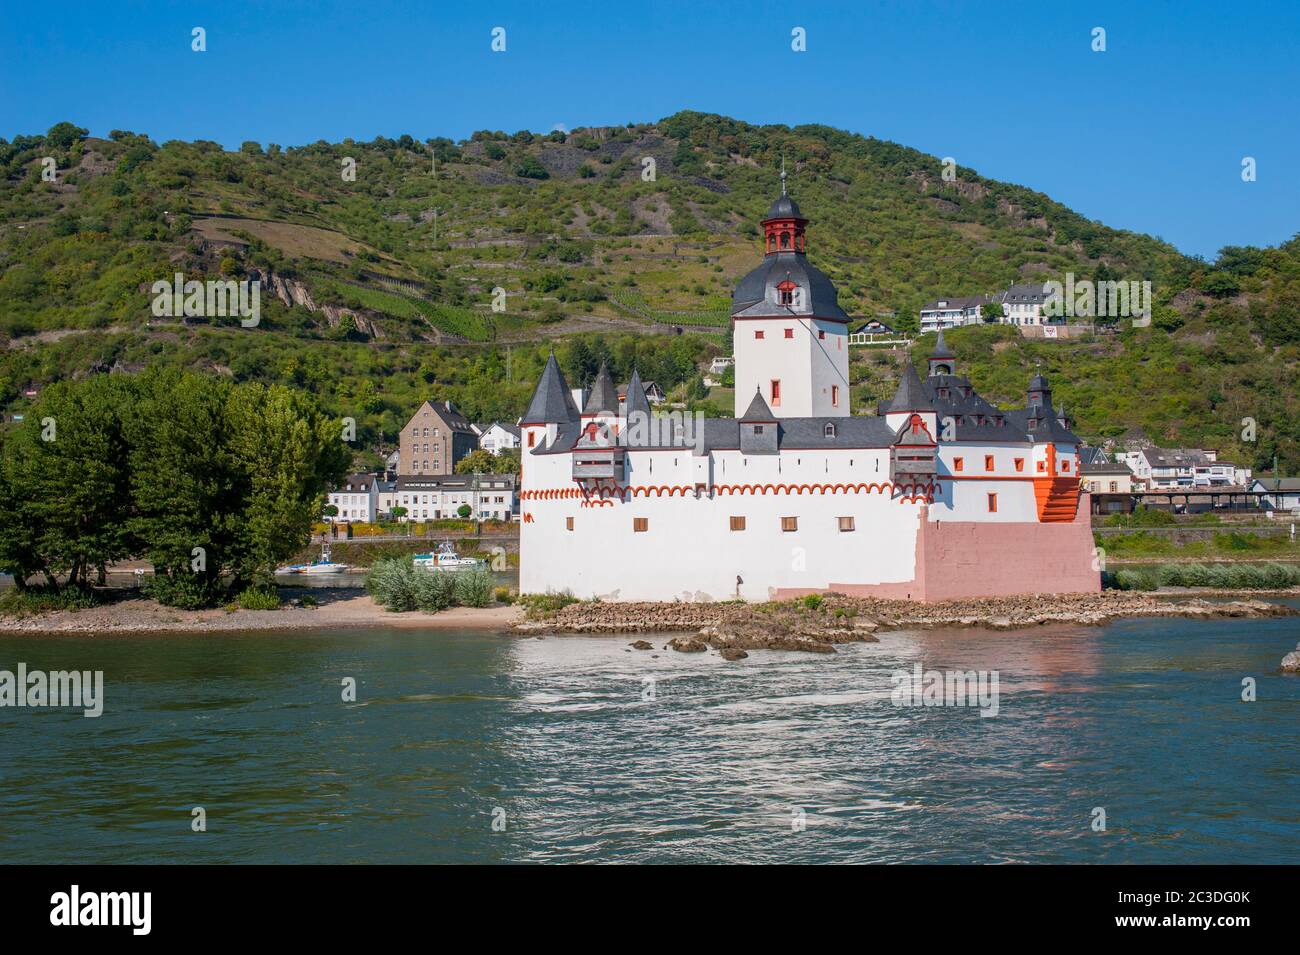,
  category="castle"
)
[518,184,1100,602]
